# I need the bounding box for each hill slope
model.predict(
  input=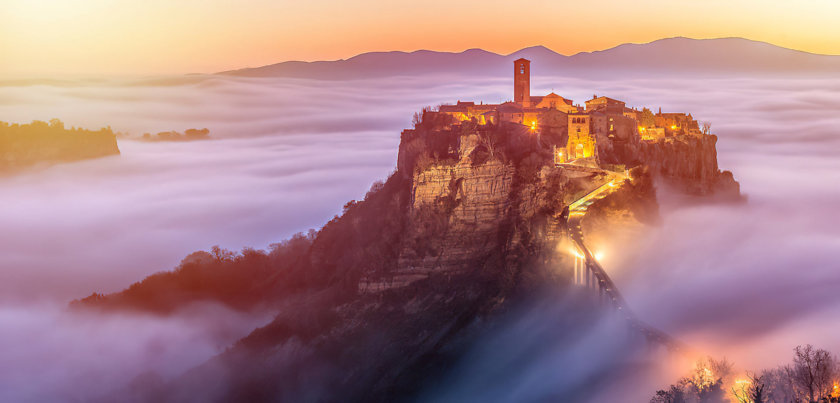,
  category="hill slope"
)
[220,37,840,78]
